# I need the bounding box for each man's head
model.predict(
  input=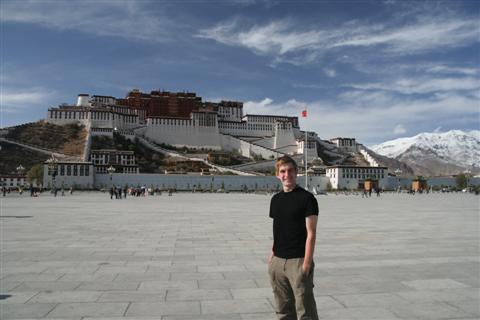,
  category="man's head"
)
[275,156,298,191]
